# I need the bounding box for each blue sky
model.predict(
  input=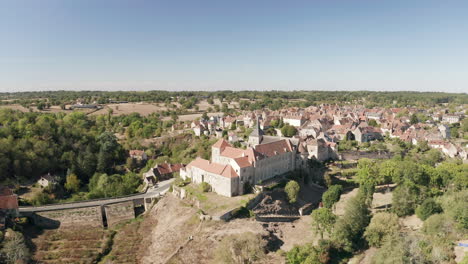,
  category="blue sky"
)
[0,0,467,93]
